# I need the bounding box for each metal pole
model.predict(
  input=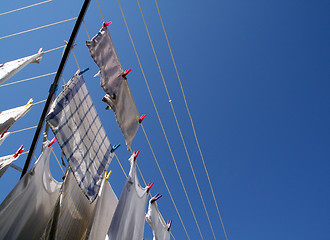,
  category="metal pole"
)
[21,0,91,178]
